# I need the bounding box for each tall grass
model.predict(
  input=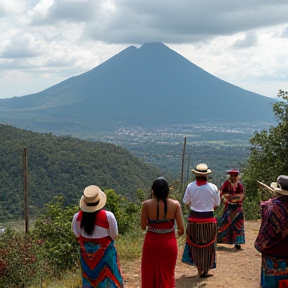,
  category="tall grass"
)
[116,231,144,261]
